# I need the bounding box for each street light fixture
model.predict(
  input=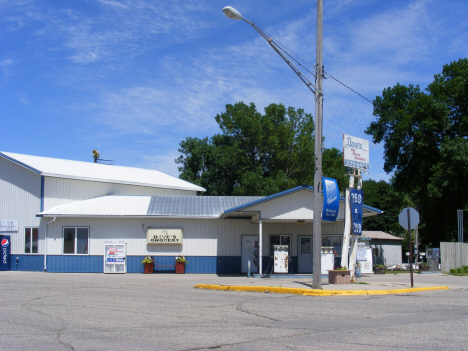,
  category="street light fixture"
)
[223,4,324,289]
